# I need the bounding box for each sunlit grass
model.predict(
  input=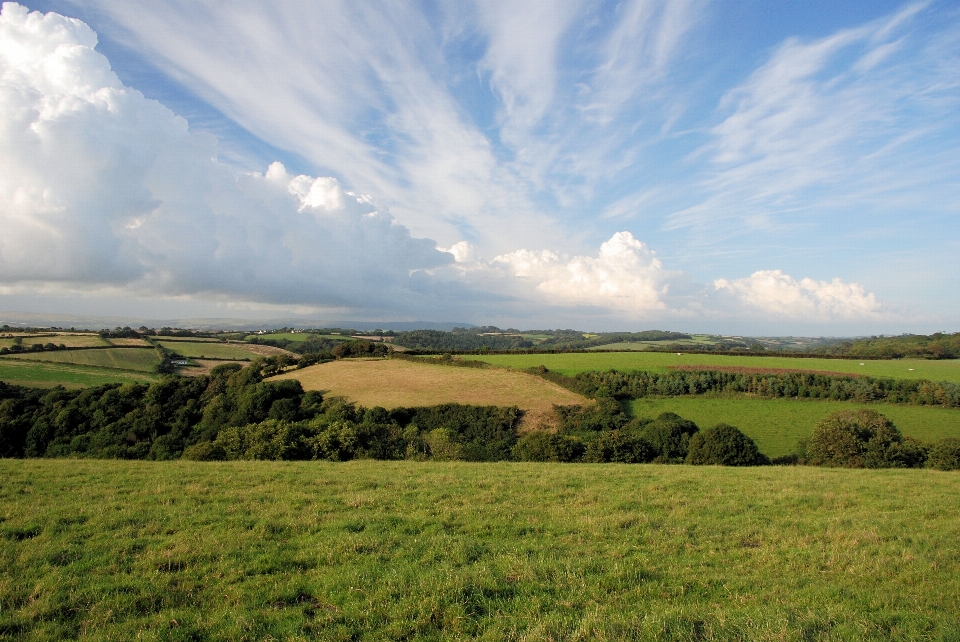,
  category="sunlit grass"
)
[2,347,160,372]
[0,359,157,388]
[1,459,958,640]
